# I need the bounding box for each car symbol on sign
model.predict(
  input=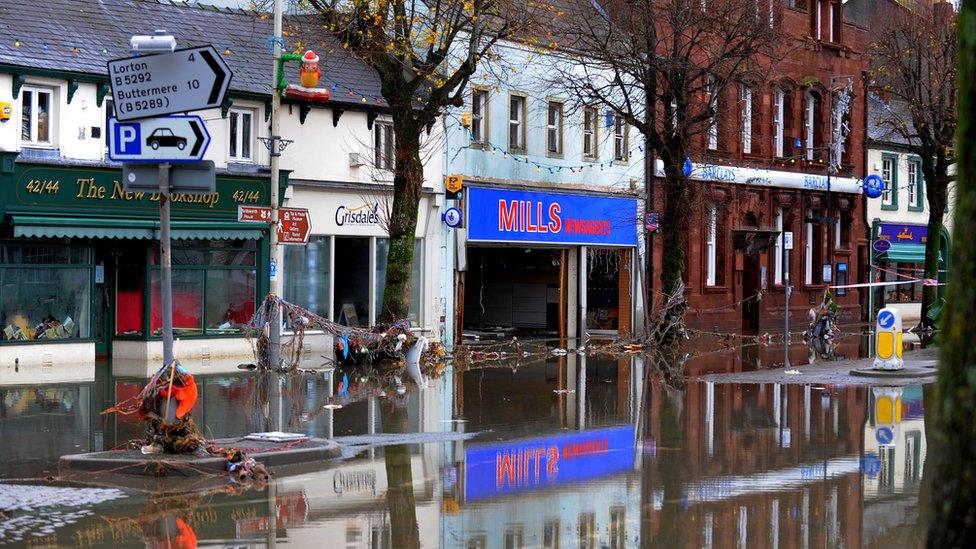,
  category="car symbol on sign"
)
[146,128,187,150]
